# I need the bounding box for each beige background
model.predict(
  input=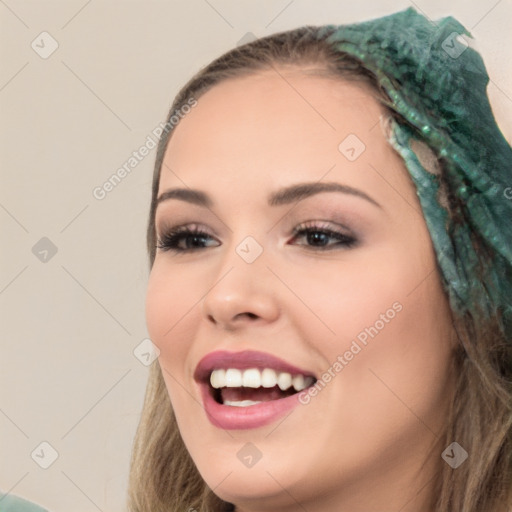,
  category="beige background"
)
[1,1,510,511]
